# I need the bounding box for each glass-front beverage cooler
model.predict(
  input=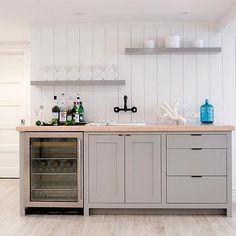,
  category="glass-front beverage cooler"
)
[23,132,83,208]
